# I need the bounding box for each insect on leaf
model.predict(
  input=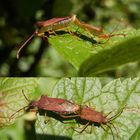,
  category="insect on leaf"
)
[35,78,140,140]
